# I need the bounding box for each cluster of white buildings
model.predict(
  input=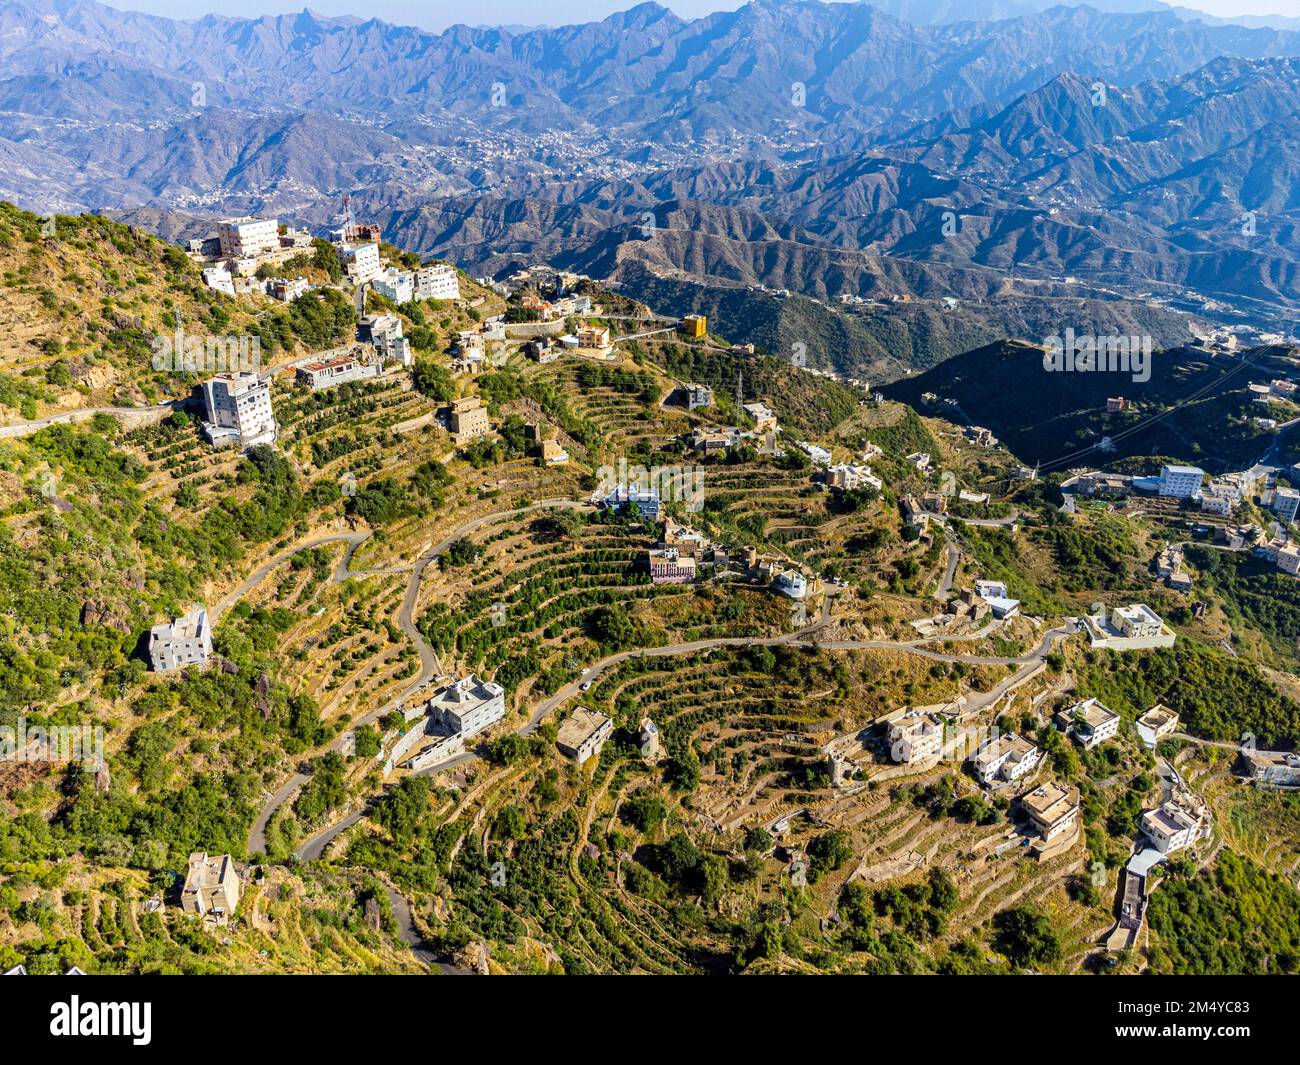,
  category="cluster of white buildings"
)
[371,262,460,305]
[824,464,883,493]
